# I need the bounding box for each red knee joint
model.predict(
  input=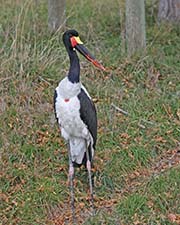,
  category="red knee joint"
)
[69,165,74,176]
[86,160,91,171]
